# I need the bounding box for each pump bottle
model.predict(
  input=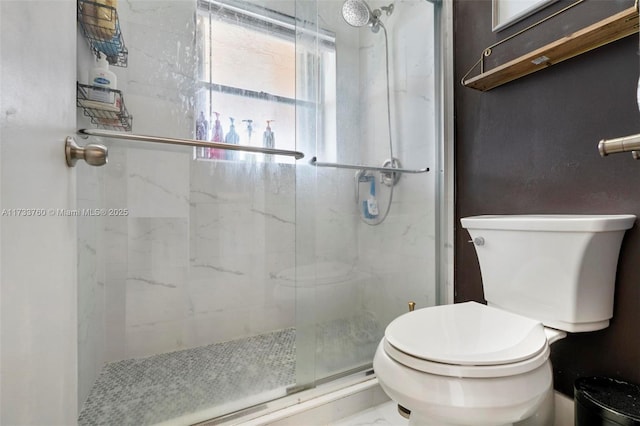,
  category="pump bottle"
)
[88,52,117,104]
